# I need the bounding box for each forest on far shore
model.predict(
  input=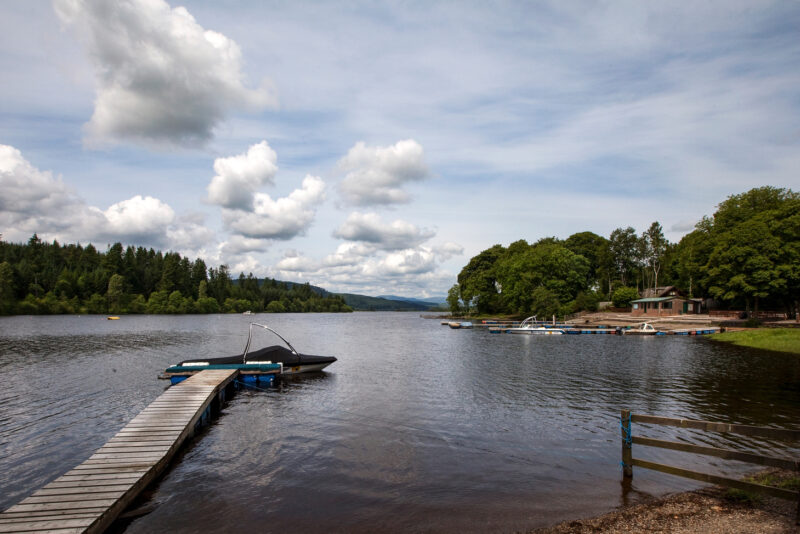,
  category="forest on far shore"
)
[449,187,799,319]
[0,239,351,315]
